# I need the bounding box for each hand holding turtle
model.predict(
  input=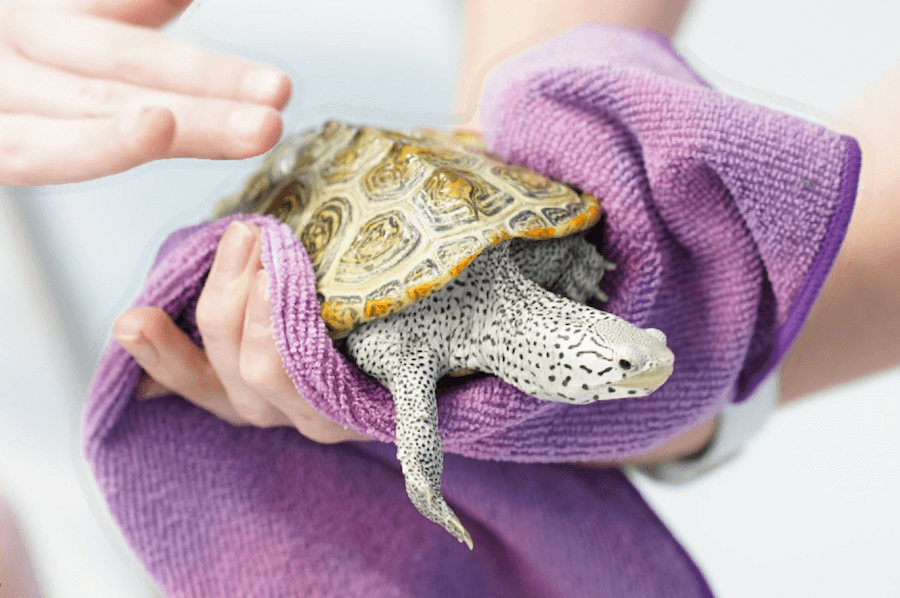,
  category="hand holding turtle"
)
[113,221,368,444]
[0,0,291,185]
